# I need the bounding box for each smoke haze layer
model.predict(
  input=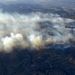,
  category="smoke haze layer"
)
[0,11,75,52]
